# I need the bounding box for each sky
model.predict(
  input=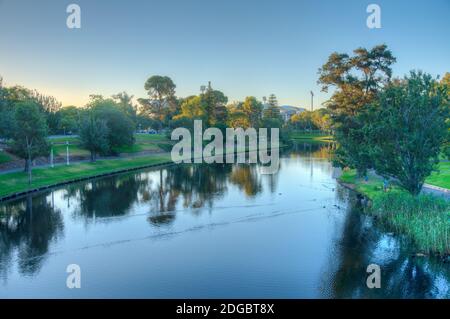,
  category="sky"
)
[0,0,449,108]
